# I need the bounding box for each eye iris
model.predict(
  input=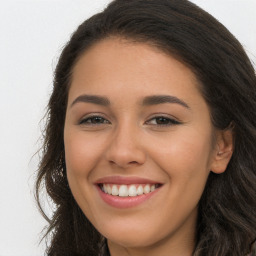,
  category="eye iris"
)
[91,117,104,124]
[156,117,169,124]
